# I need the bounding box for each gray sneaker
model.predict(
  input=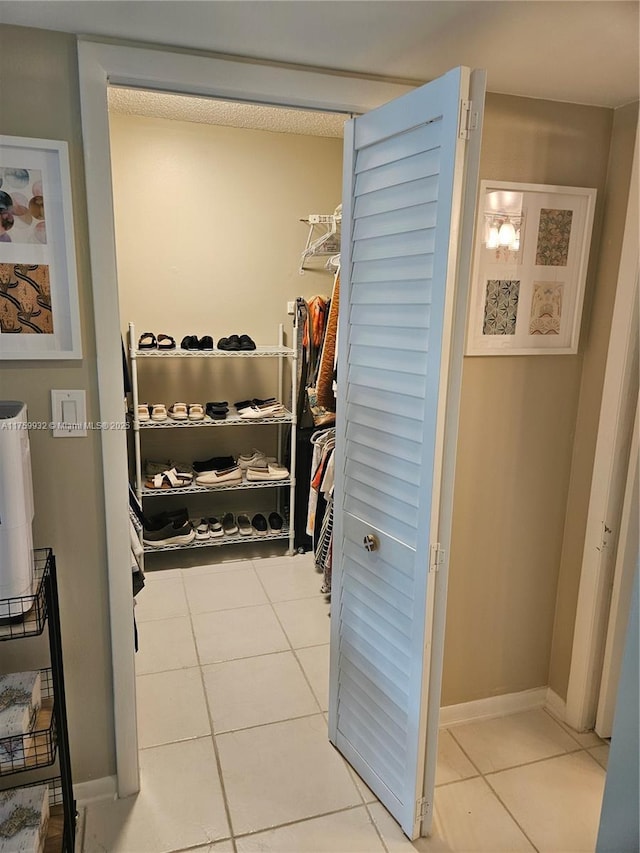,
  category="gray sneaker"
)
[143,519,195,547]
